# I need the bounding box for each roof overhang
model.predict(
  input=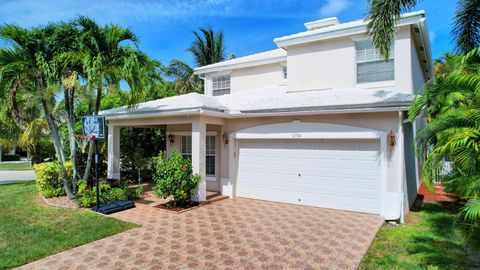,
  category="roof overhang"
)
[194,54,286,75]
[274,11,426,48]
[102,101,411,121]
